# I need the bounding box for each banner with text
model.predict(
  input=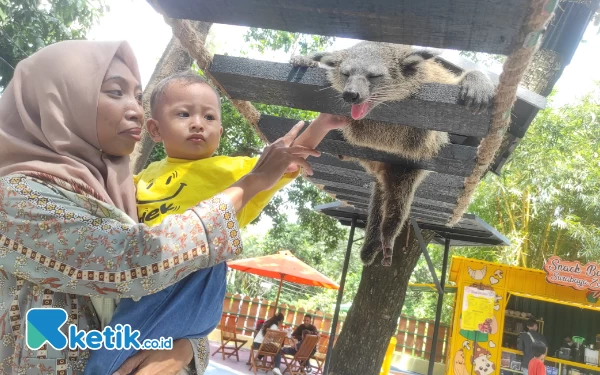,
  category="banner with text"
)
[544,256,600,291]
